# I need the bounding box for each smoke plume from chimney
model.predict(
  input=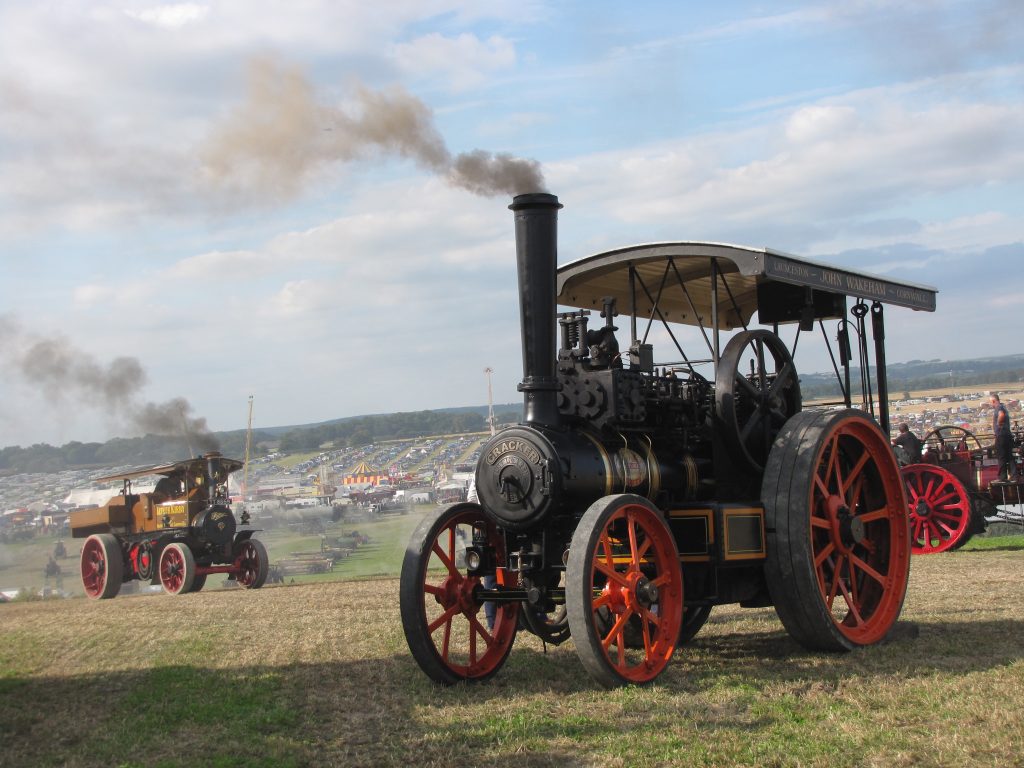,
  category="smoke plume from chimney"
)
[200,56,546,204]
[0,315,217,450]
